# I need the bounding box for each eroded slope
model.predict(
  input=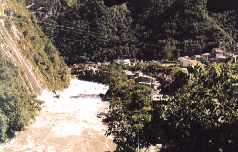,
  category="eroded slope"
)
[0,0,70,94]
